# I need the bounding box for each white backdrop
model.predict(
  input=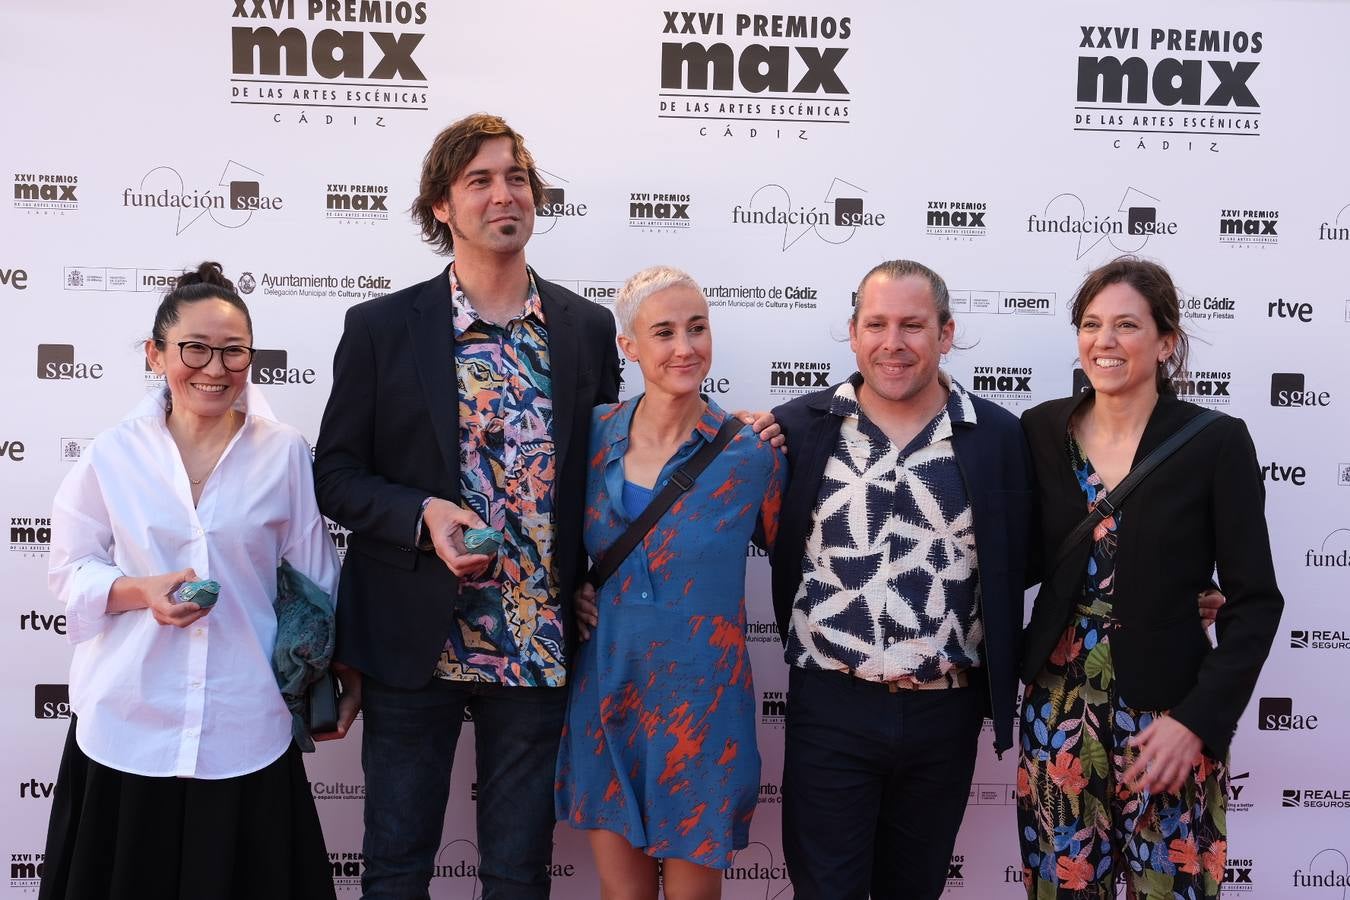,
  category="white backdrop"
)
[3,0,1348,896]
